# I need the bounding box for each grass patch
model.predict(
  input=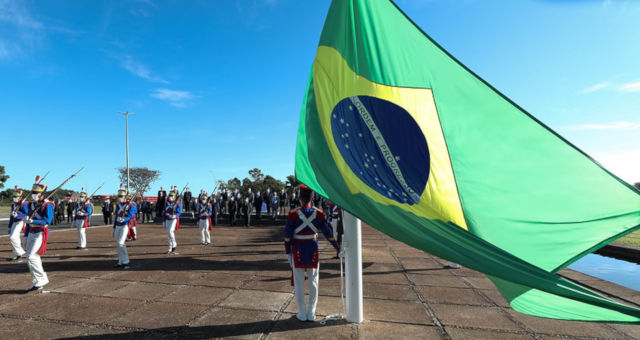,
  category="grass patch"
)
[613,229,640,248]
[0,205,9,219]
